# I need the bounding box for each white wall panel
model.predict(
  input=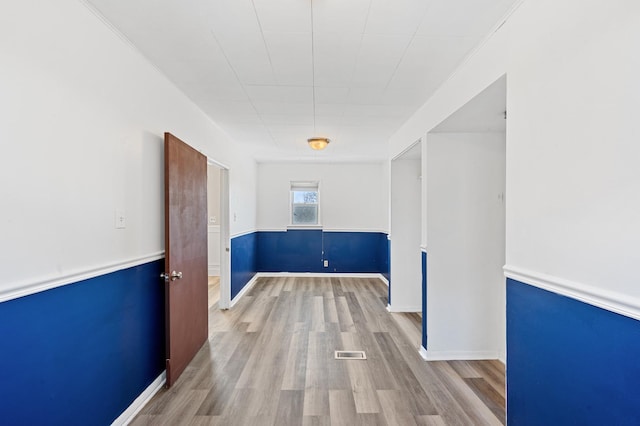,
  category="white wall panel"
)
[0,0,257,295]
[427,133,505,359]
[505,0,640,298]
[390,157,422,311]
[390,0,640,314]
[256,162,388,232]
